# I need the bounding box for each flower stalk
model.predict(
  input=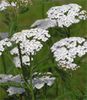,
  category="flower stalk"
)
[29,53,35,100]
